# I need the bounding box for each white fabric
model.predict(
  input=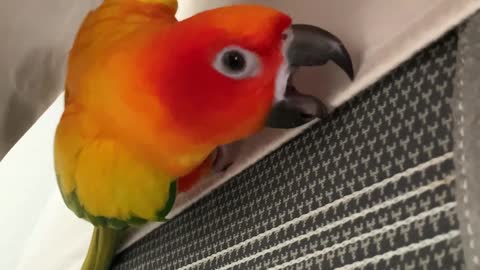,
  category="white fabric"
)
[1,1,479,269]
